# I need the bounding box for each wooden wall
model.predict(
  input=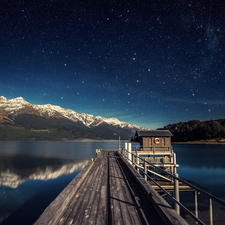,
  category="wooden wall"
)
[140,137,171,151]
